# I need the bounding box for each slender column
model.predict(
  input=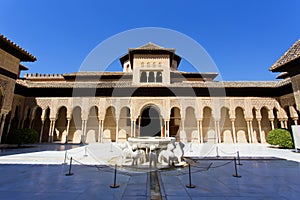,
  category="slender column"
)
[217,121,221,143]
[101,120,104,143]
[115,120,119,143]
[197,120,200,143]
[280,120,285,129]
[246,120,252,143]
[0,114,7,144]
[164,120,167,138]
[81,120,84,143]
[65,118,71,144]
[250,120,255,143]
[257,120,264,143]
[214,121,219,143]
[133,120,136,137]
[5,118,13,139]
[130,120,134,137]
[83,120,87,142]
[165,120,170,137]
[270,119,275,130]
[48,119,56,143]
[138,117,141,137]
[199,120,203,143]
[179,118,185,142]
[48,120,53,143]
[284,120,288,129]
[39,120,45,143]
[294,119,298,125]
[230,119,236,143]
[29,118,34,129]
[97,120,101,142]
